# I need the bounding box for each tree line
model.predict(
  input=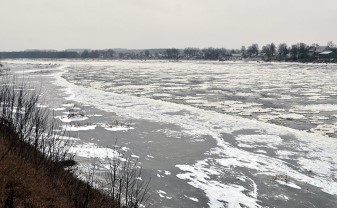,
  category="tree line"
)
[248,41,337,62]
[0,51,79,59]
[1,41,336,62]
[0,48,237,60]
